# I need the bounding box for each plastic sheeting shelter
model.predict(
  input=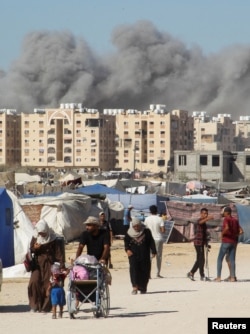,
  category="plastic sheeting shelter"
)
[0,188,14,267]
[235,204,250,243]
[75,183,125,195]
